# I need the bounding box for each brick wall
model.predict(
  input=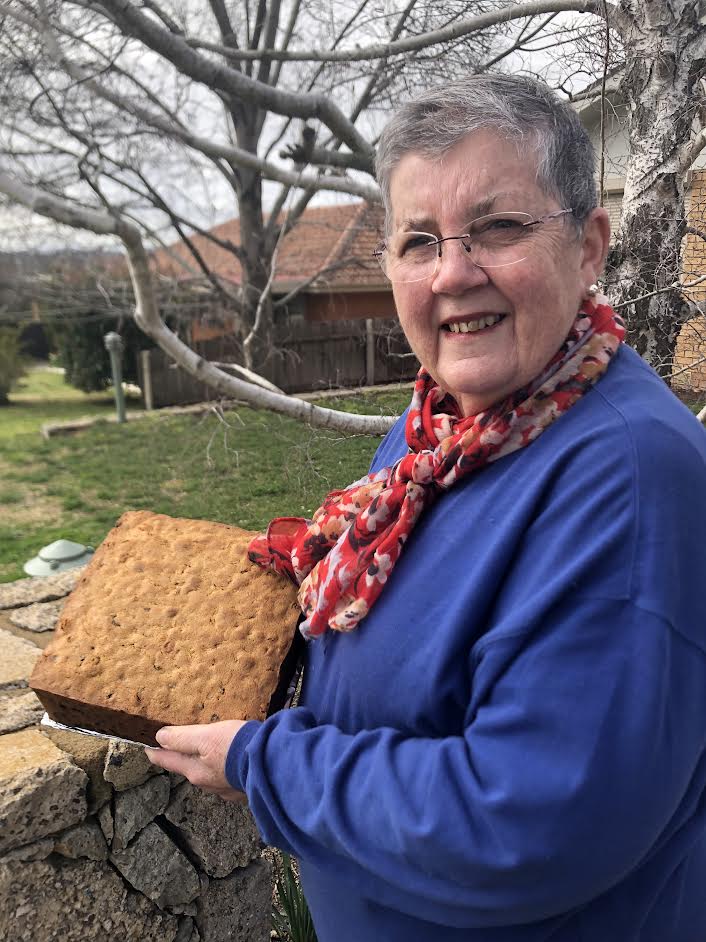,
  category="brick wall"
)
[603,189,623,241]
[609,173,706,393]
[674,170,706,392]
